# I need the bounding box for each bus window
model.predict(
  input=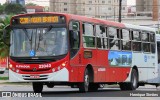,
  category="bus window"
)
[96,25,108,49]
[151,43,155,53]
[132,42,141,51]
[150,33,155,42]
[143,43,150,52]
[121,29,130,40]
[150,33,155,53]
[122,41,131,50]
[121,29,131,51]
[142,32,150,53]
[108,27,121,50]
[83,23,95,48]
[132,31,141,41]
[142,32,149,42]
[69,21,80,58]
